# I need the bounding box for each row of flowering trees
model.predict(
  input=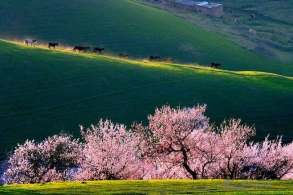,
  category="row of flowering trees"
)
[2,104,293,184]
